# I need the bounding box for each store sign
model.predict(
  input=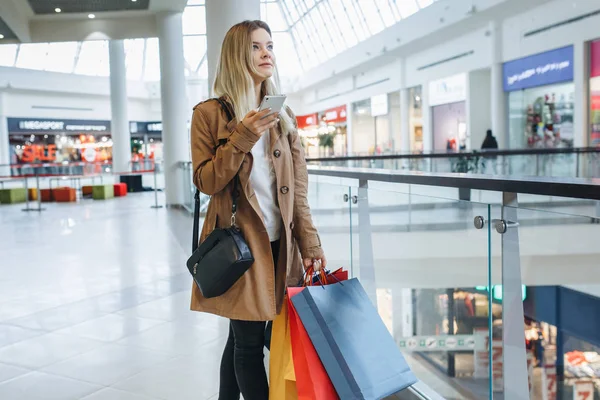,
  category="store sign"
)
[591,40,600,78]
[8,118,110,133]
[129,121,163,134]
[21,144,57,162]
[428,73,467,107]
[296,113,318,129]
[397,334,483,352]
[370,94,389,117]
[475,285,527,302]
[492,340,503,393]
[323,105,347,124]
[573,381,594,400]
[502,46,574,92]
[473,328,489,379]
[542,365,557,400]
